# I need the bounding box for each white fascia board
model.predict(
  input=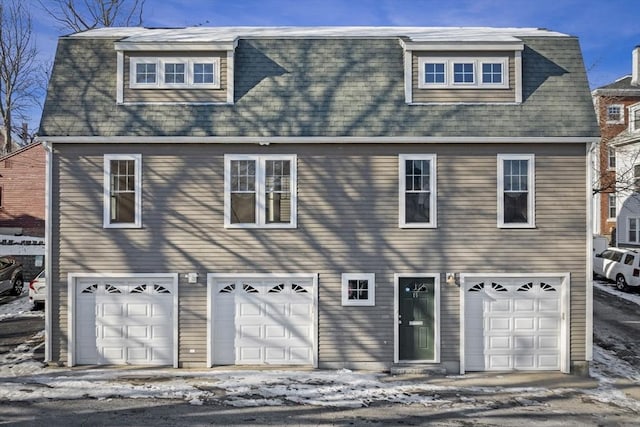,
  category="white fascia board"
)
[40,136,600,144]
[400,40,524,52]
[114,40,238,51]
